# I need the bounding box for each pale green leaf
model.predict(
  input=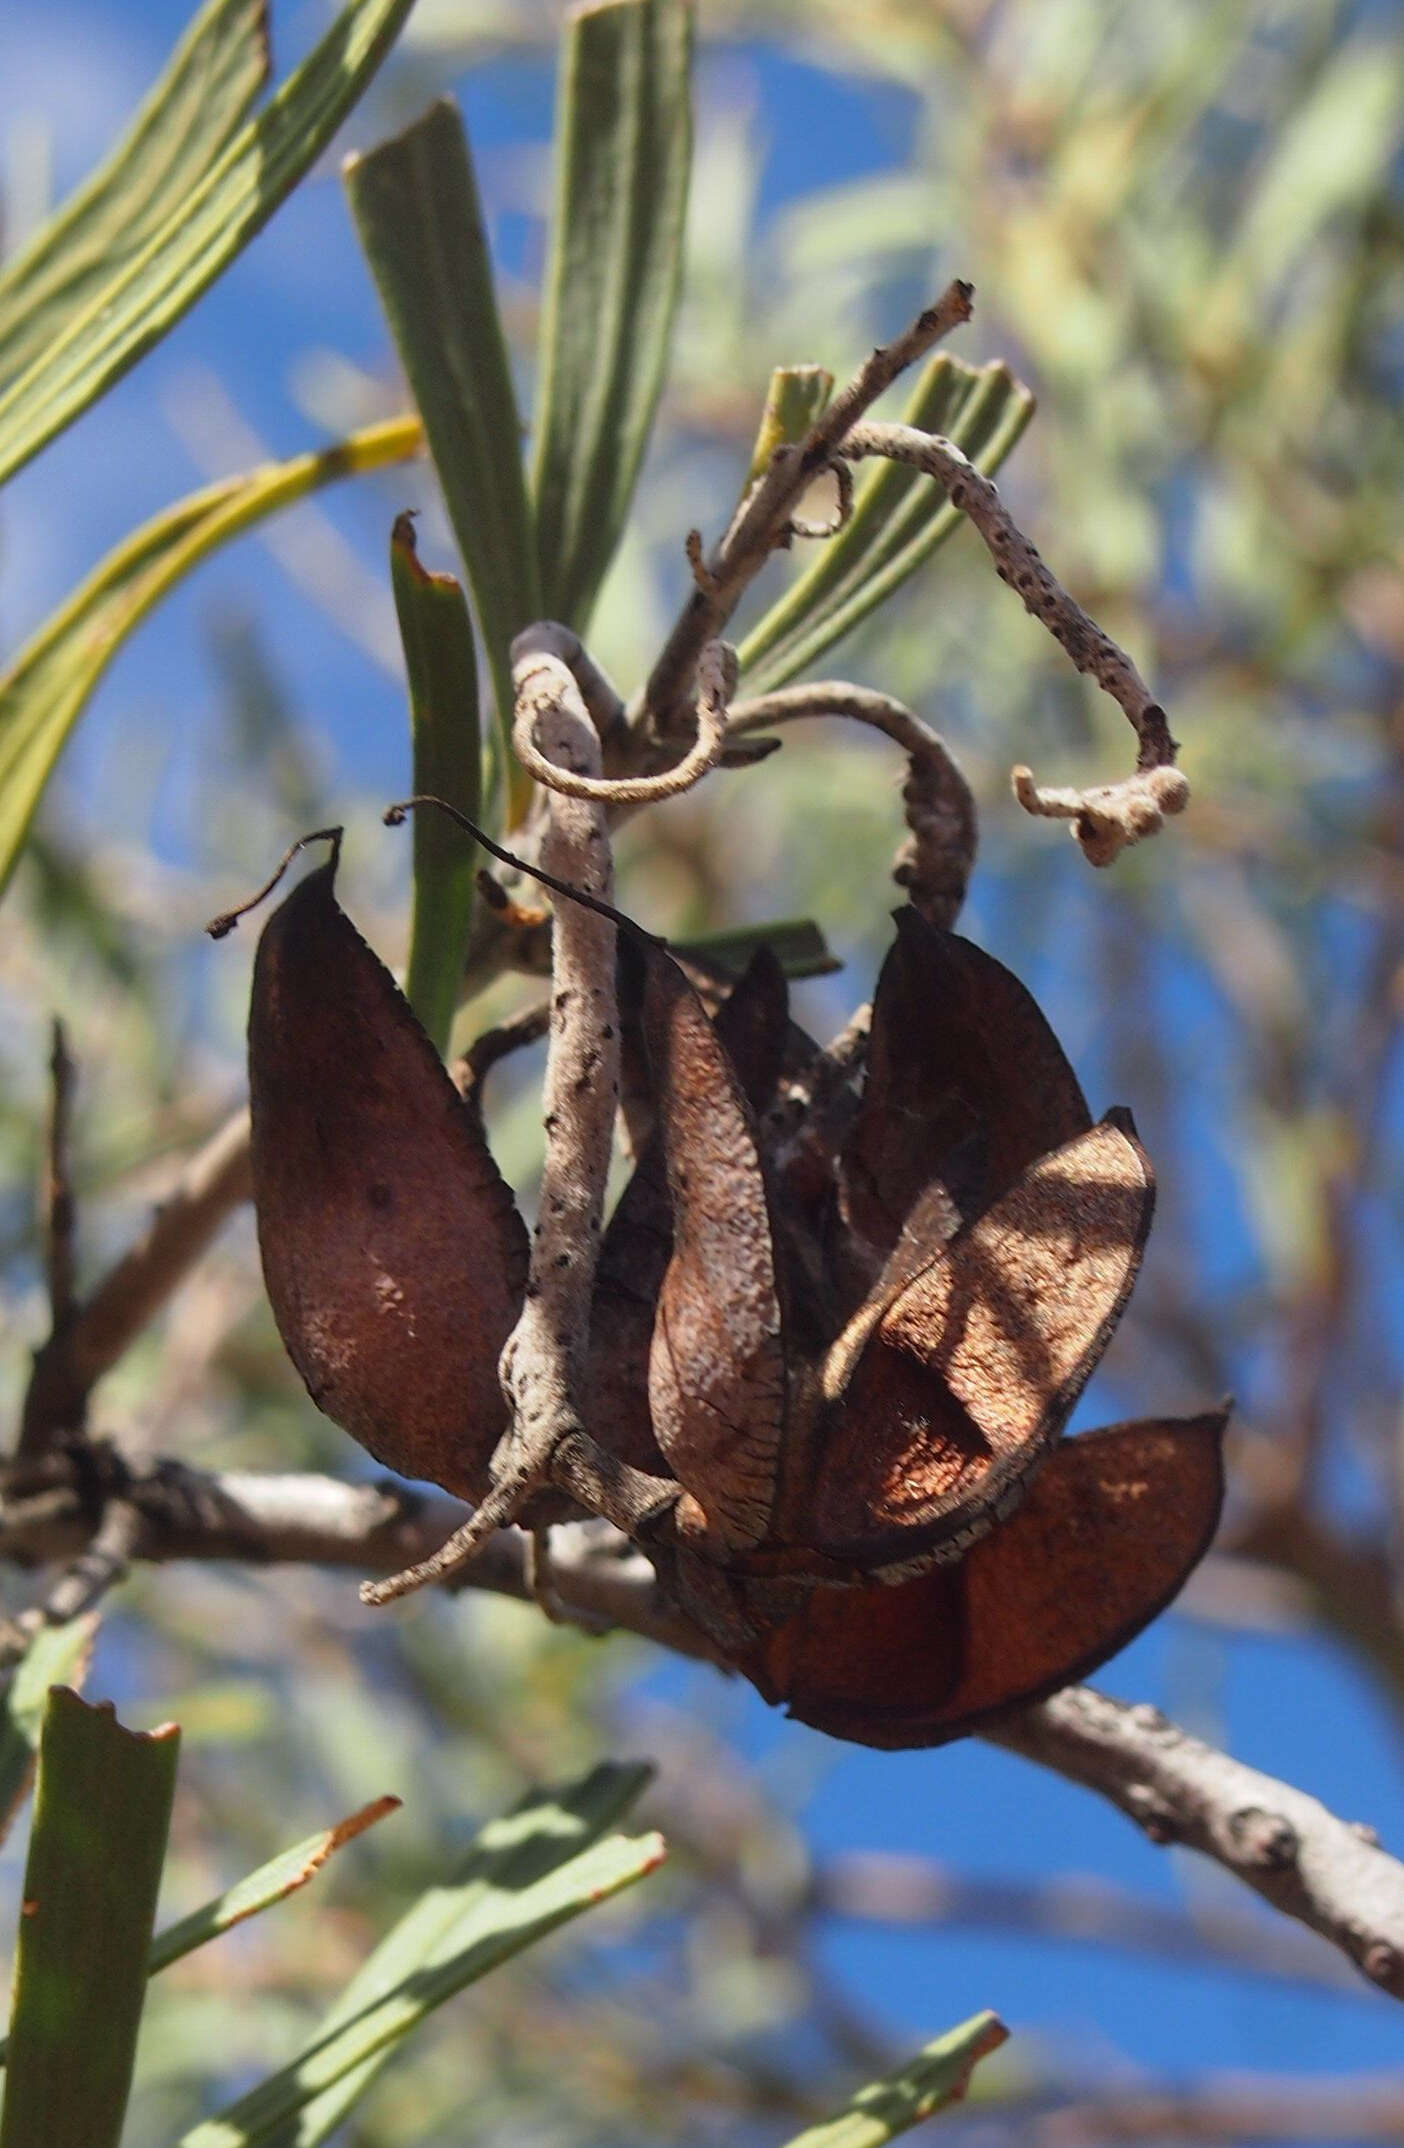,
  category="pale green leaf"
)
[147,1794,401,1978]
[0,1792,401,2073]
[0,1617,96,1848]
[0,0,416,491]
[0,1689,179,2148]
[781,2013,1008,2148]
[390,512,482,1053]
[0,0,269,388]
[747,363,835,483]
[178,1761,661,2146]
[345,99,539,817]
[531,0,694,630]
